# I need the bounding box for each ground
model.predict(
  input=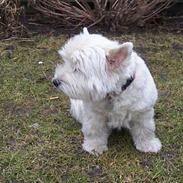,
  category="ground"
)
[0,31,183,183]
